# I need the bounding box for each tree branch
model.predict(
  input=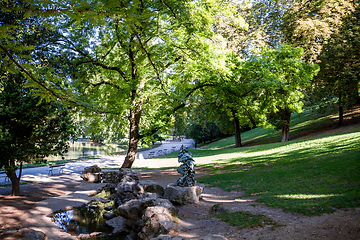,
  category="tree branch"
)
[60,35,130,82]
[135,32,182,104]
